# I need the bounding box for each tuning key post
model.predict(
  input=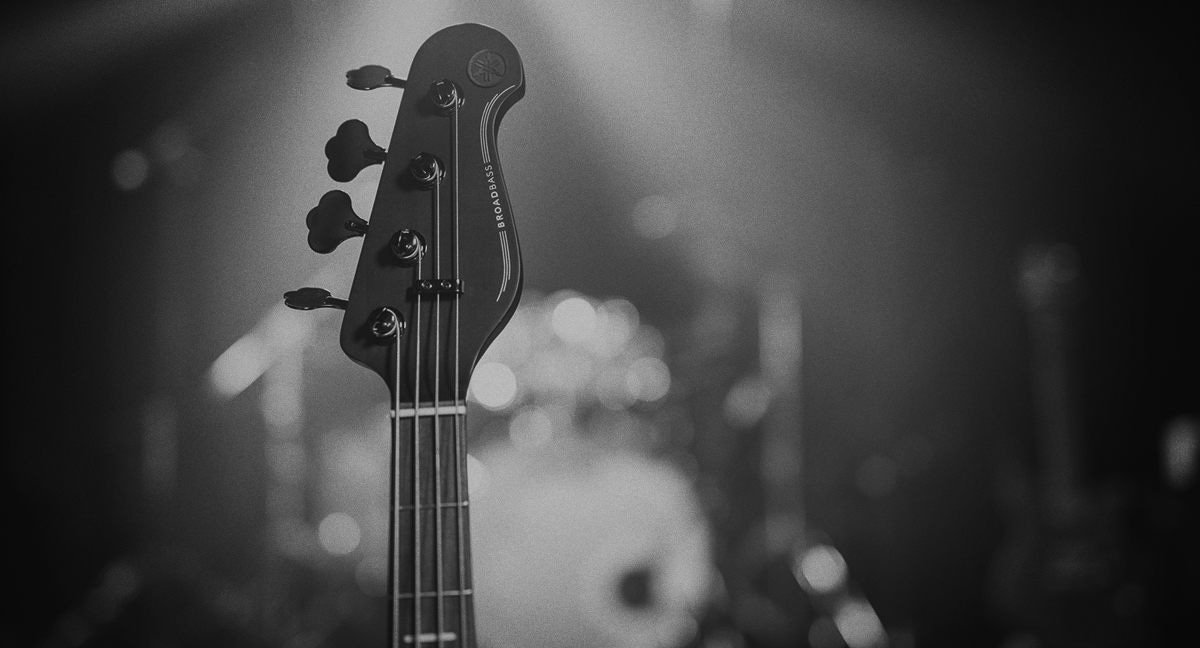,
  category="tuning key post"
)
[369,307,406,341]
[346,65,406,90]
[390,229,425,265]
[409,153,443,187]
[430,79,463,112]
